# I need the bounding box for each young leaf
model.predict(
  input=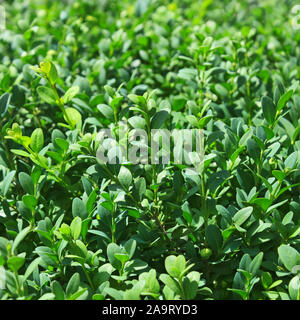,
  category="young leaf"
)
[48,62,58,84]
[30,128,44,153]
[37,86,57,104]
[64,107,82,128]
[63,86,80,103]
[165,255,186,279]
[70,217,82,240]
